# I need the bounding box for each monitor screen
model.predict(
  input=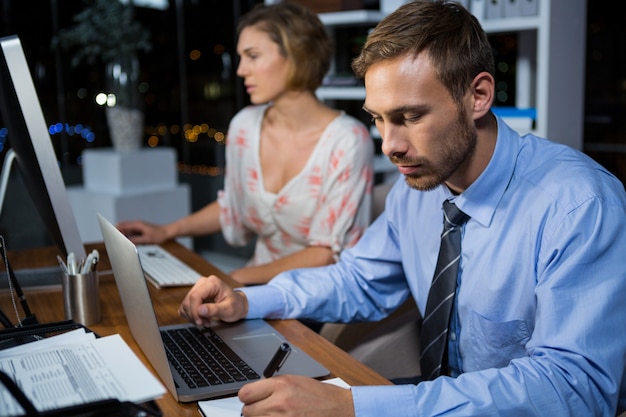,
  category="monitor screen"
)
[0,35,86,261]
